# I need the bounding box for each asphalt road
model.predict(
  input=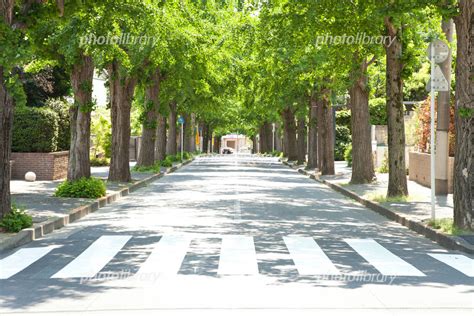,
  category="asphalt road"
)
[0,155,472,316]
